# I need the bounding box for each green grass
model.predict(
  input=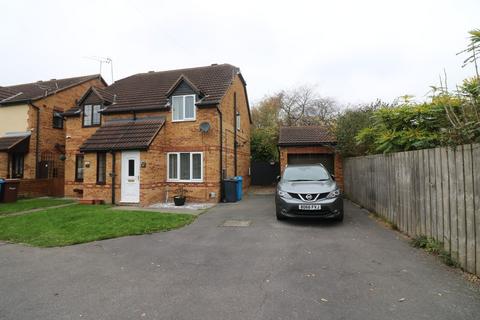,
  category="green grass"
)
[0,198,74,215]
[0,204,195,247]
[411,235,459,267]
